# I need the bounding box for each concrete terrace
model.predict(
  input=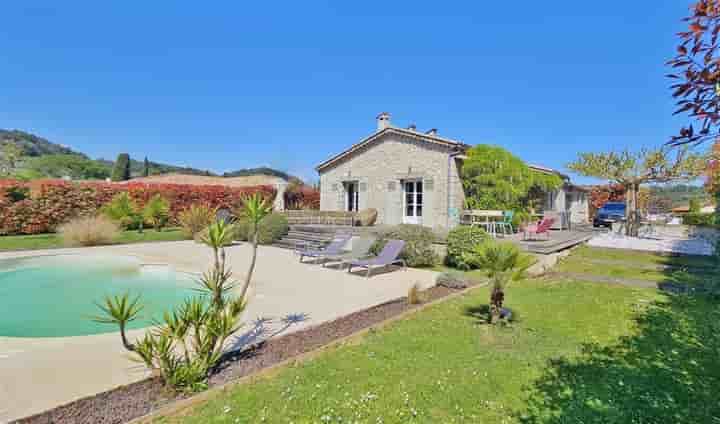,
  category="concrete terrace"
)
[0,241,438,422]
